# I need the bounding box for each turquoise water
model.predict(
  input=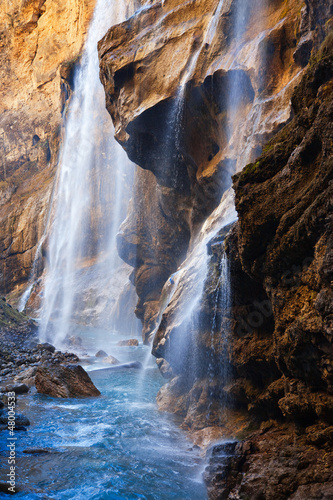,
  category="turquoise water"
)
[0,330,207,499]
